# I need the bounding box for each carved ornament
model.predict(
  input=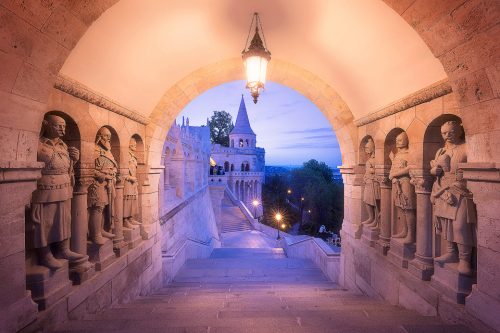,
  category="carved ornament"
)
[354,79,452,127]
[54,74,149,125]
